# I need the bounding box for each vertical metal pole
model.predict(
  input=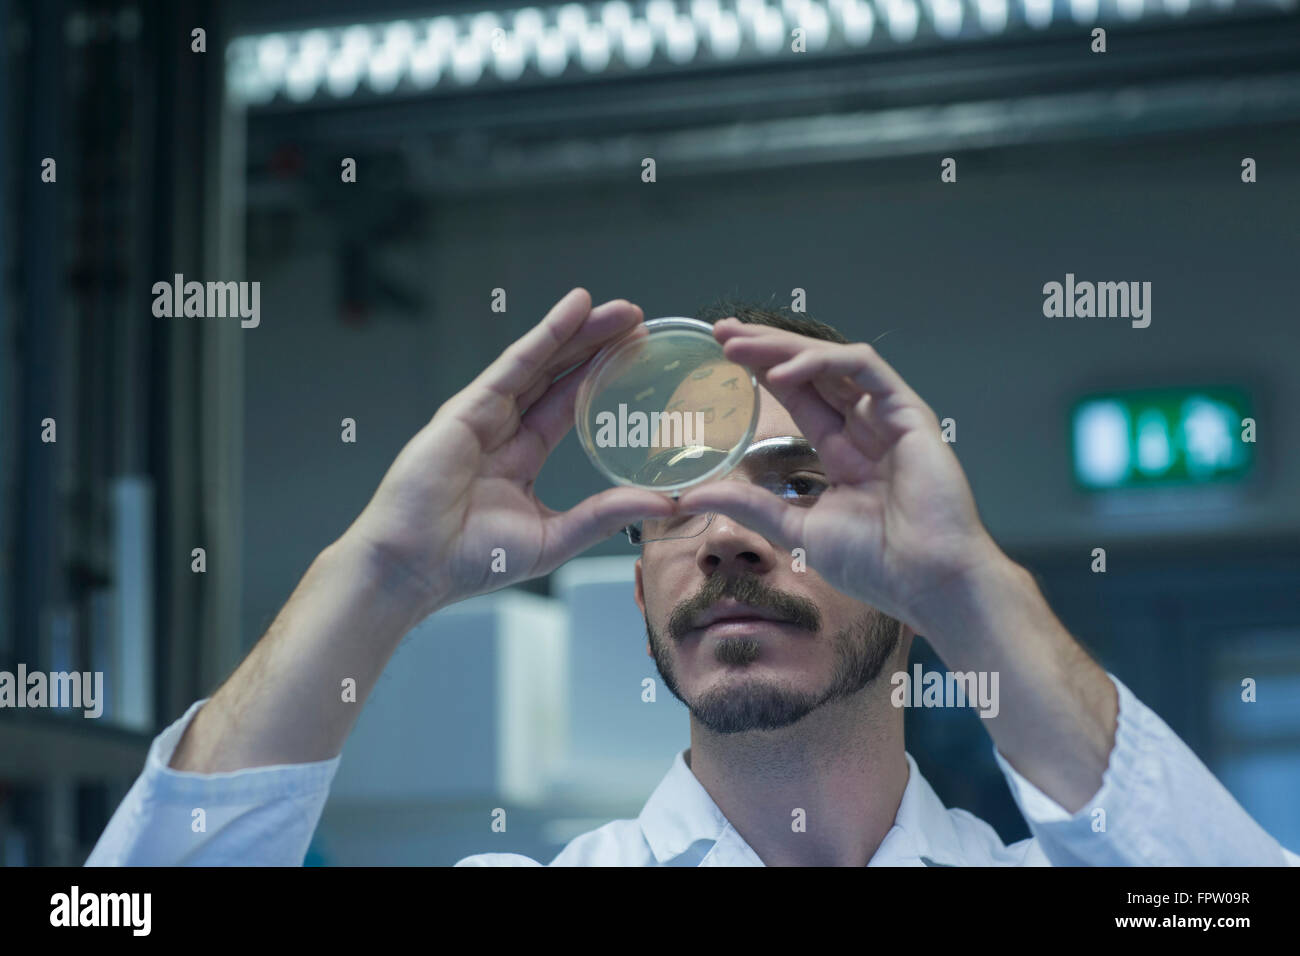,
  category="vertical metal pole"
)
[203,0,246,691]
[0,0,11,665]
[15,0,66,674]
